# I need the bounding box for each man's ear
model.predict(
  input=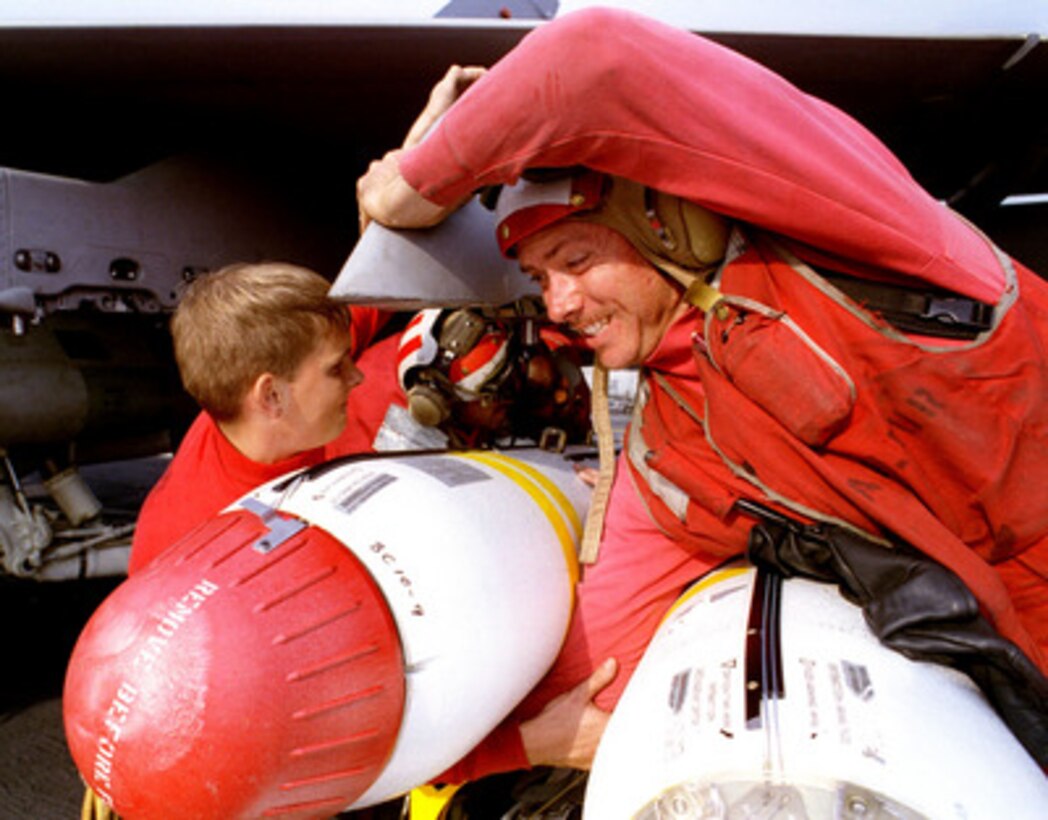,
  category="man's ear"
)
[247,372,286,419]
